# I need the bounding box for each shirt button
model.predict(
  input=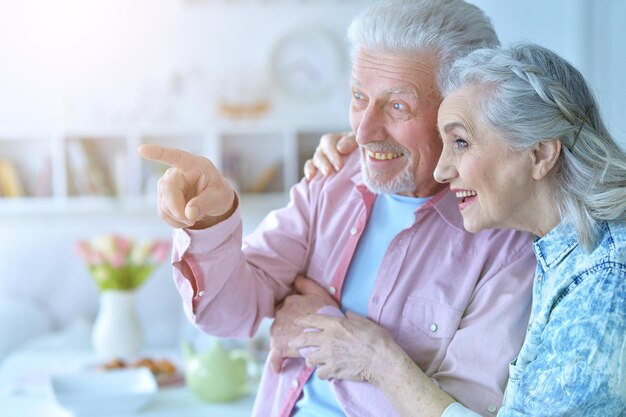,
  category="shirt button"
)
[487,404,497,413]
[328,286,337,295]
[291,379,299,388]
[197,290,206,297]
[350,226,358,235]
[429,323,438,332]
